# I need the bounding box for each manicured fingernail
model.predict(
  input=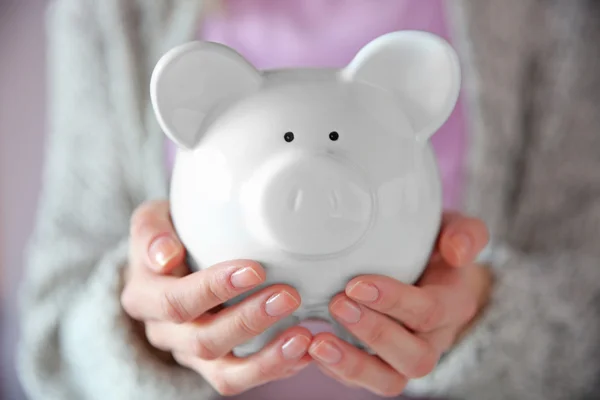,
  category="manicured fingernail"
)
[149,236,180,269]
[310,341,342,364]
[282,335,310,360]
[331,299,362,323]
[450,233,472,261]
[265,291,299,317]
[230,267,263,288]
[347,281,379,302]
